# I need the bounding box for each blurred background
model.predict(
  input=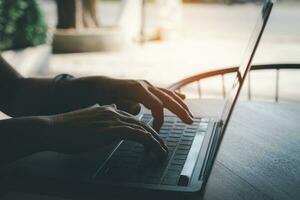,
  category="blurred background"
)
[1,0,300,102]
